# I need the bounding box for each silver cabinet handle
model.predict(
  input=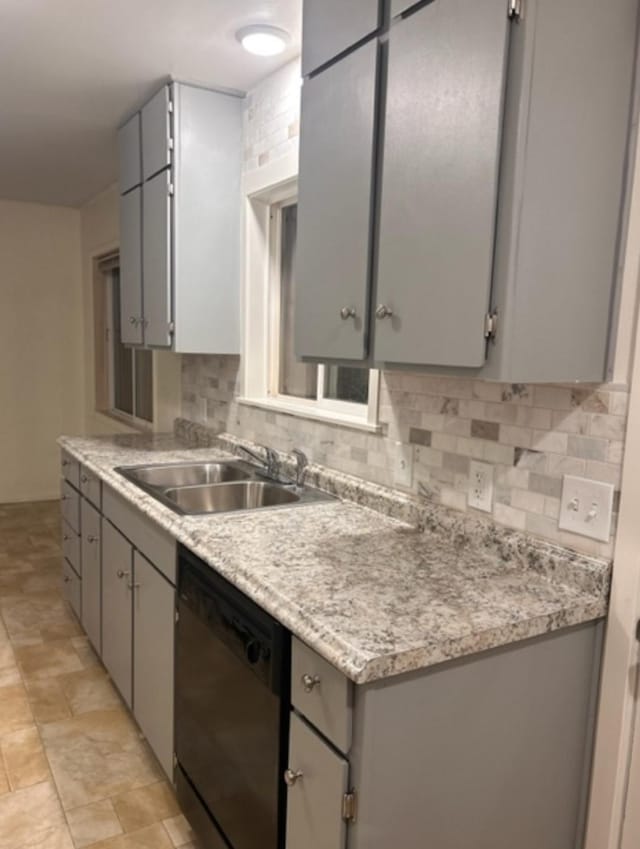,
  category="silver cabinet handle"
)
[87,535,98,544]
[127,581,140,591]
[129,316,137,325]
[340,307,356,320]
[301,673,321,693]
[284,769,303,787]
[376,304,393,319]
[63,534,70,541]
[116,569,130,579]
